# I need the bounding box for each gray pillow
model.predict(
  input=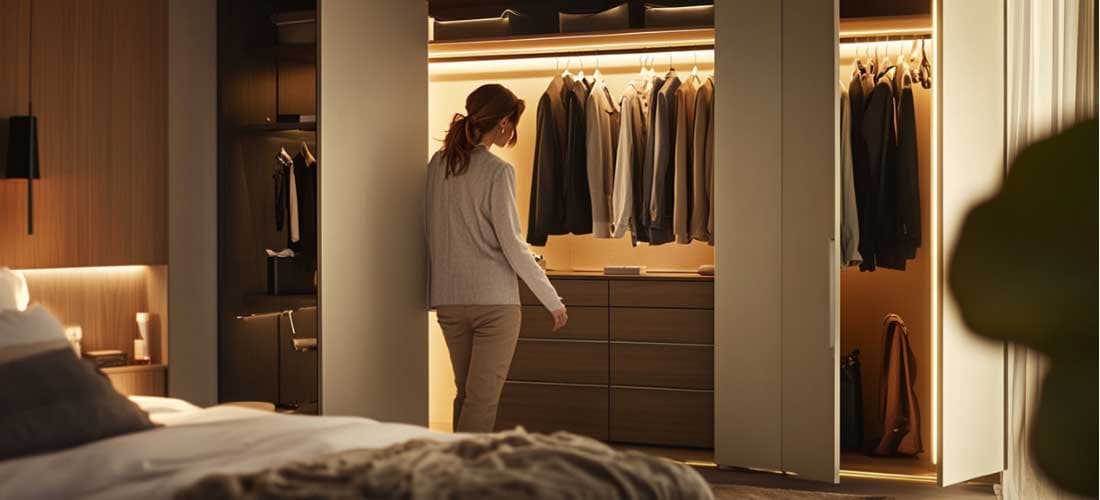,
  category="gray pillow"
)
[0,309,155,461]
